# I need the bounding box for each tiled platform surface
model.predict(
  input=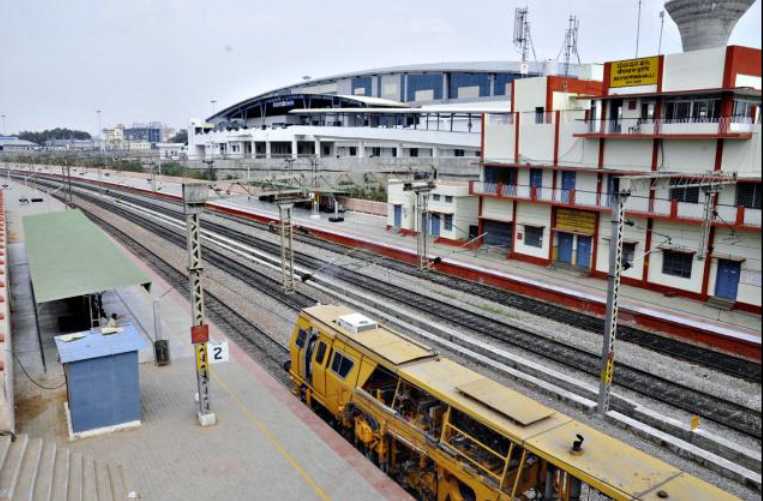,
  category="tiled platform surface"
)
[5,179,409,501]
